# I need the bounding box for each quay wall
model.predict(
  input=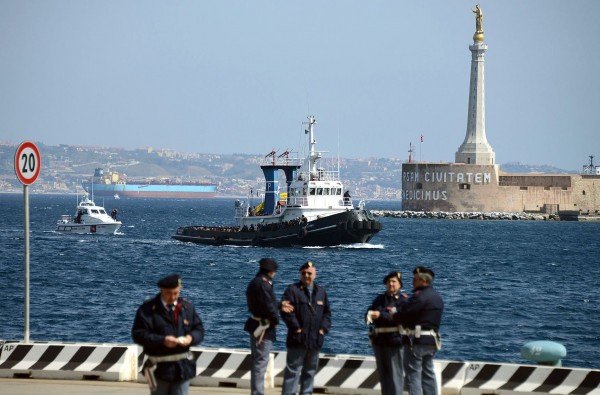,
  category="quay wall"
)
[1,341,599,395]
[401,162,600,214]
